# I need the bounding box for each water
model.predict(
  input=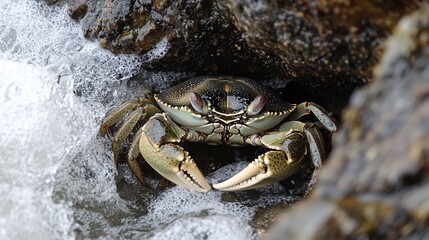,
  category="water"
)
[0,1,299,239]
